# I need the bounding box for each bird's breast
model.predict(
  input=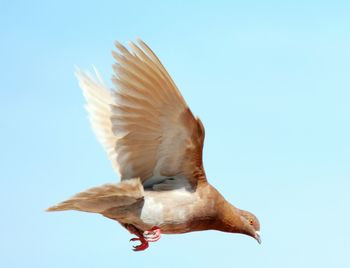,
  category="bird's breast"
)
[137,188,209,233]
